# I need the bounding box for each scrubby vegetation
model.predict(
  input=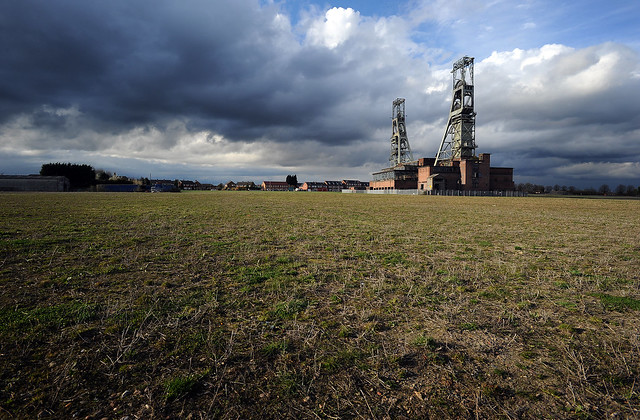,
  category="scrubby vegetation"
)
[40,162,96,190]
[0,192,639,418]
